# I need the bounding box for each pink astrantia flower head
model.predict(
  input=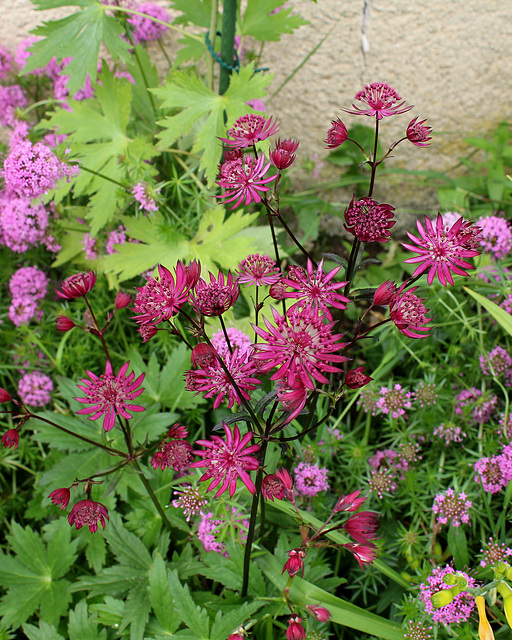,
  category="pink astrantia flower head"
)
[261,473,286,501]
[270,138,299,169]
[345,367,373,389]
[75,361,145,431]
[150,439,193,471]
[343,82,413,119]
[252,305,348,390]
[402,213,481,286]
[190,423,260,498]
[220,114,280,149]
[325,116,348,148]
[56,271,97,300]
[128,3,170,43]
[216,154,276,209]
[343,542,377,568]
[344,196,396,243]
[132,262,192,324]
[190,270,239,317]
[2,429,19,450]
[276,377,308,423]
[68,499,109,533]
[236,253,281,286]
[282,548,306,577]
[48,487,71,510]
[389,283,432,339]
[282,258,349,320]
[286,616,306,640]
[343,511,381,544]
[406,116,433,147]
[432,488,472,527]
